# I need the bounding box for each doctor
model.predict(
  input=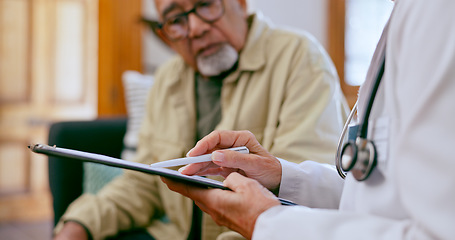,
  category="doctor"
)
[161,0,455,239]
